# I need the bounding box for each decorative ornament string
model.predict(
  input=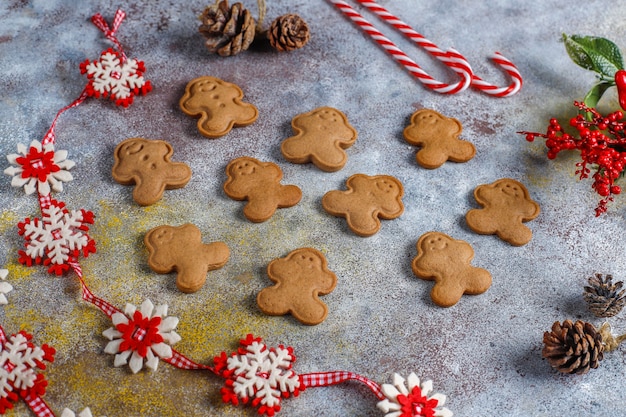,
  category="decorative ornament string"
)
[329,0,522,97]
